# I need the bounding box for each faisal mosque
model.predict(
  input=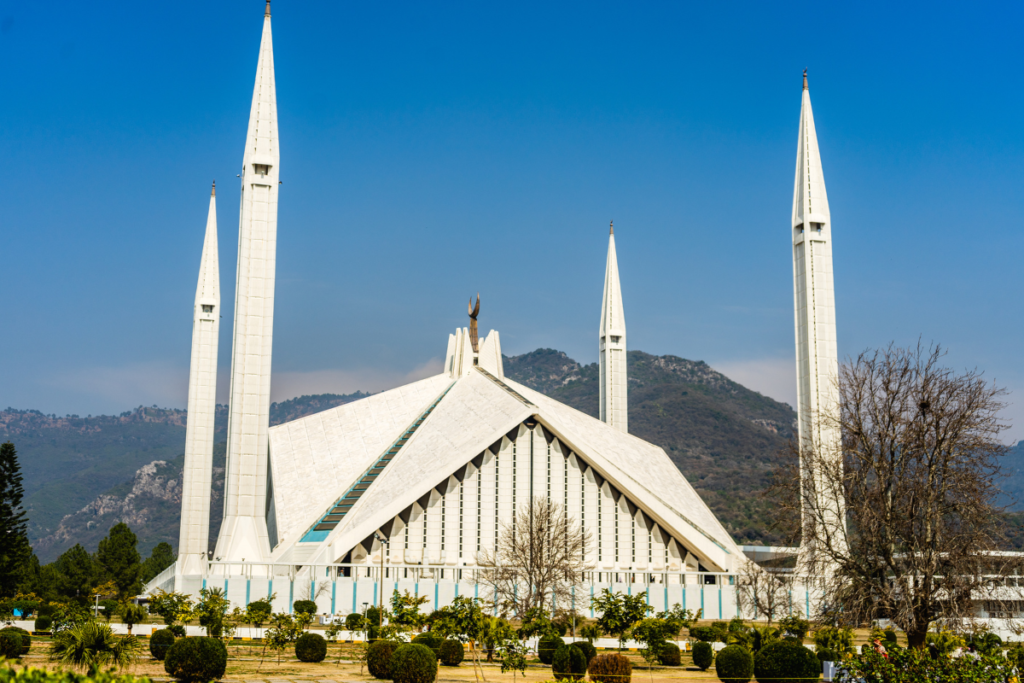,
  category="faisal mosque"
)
[150,1,843,619]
